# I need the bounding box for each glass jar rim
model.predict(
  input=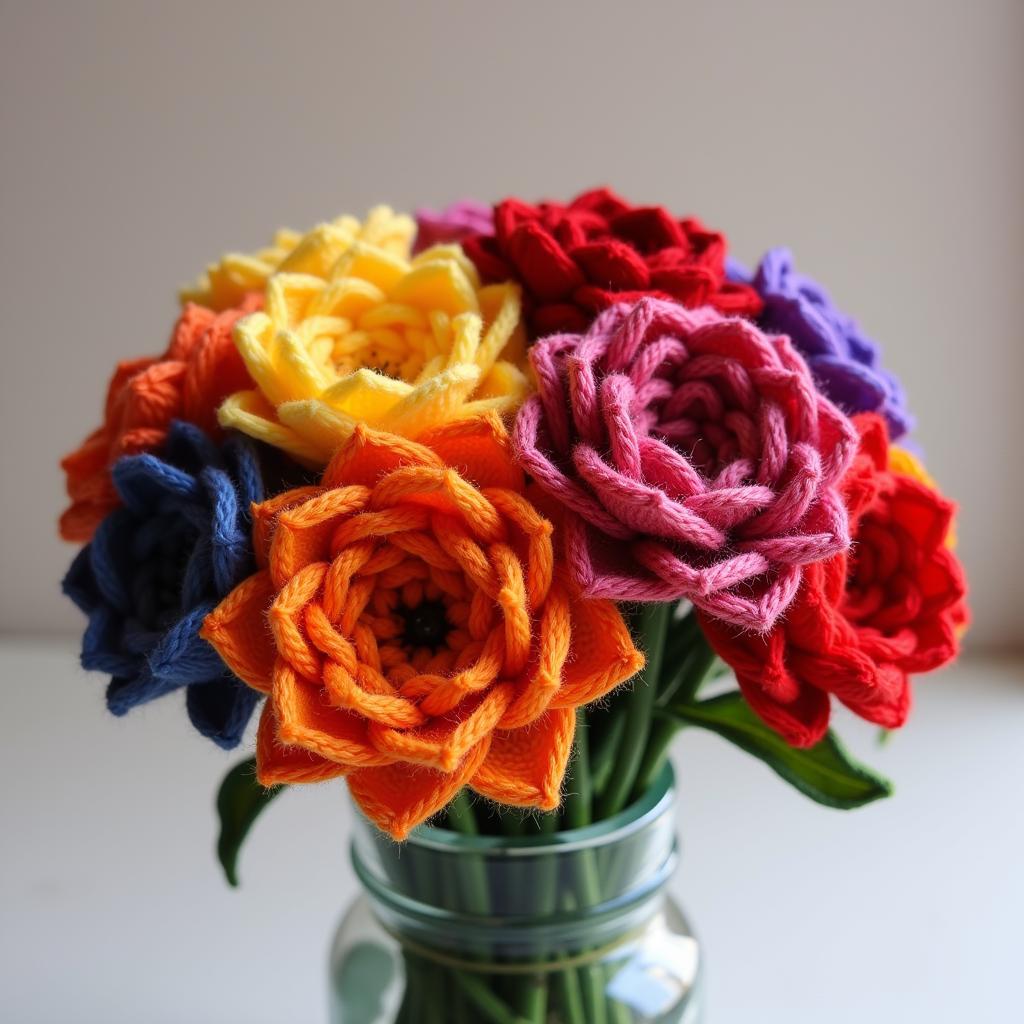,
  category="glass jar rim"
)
[401,761,675,857]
